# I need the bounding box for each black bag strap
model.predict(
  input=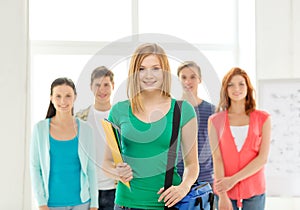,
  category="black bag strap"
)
[164,100,182,210]
[195,197,204,210]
